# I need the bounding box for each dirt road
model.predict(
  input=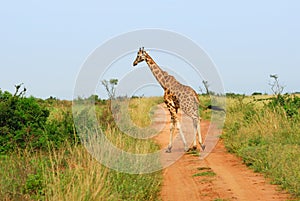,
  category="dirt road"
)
[152,104,292,201]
